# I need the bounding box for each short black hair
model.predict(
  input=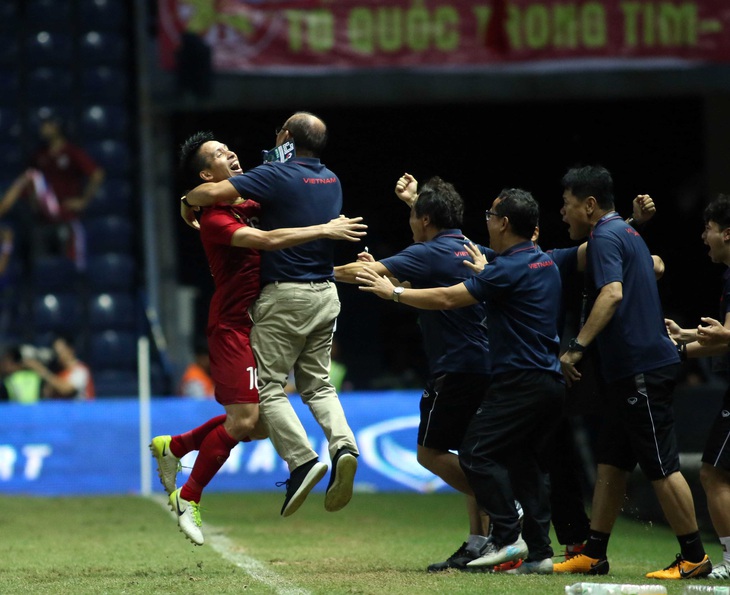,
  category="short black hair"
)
[53,333,75,349]
[414,177,464,229]
[281,112,327,156]
[561,165,615,210]
[4,345,22,364]
[494,188,539,240]
[179,131,216,190]
[704,194,730,229]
